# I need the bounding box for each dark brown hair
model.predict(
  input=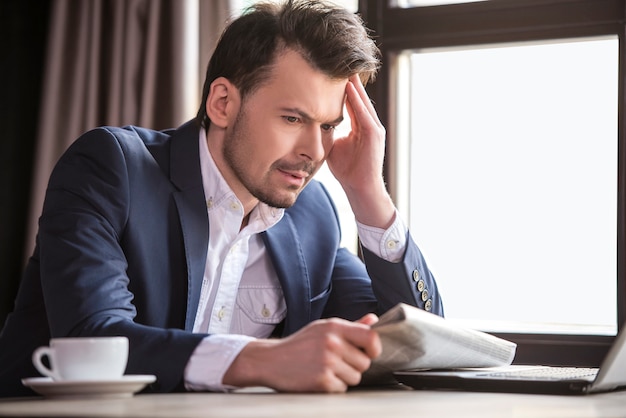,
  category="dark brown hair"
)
[196,0,381,128]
